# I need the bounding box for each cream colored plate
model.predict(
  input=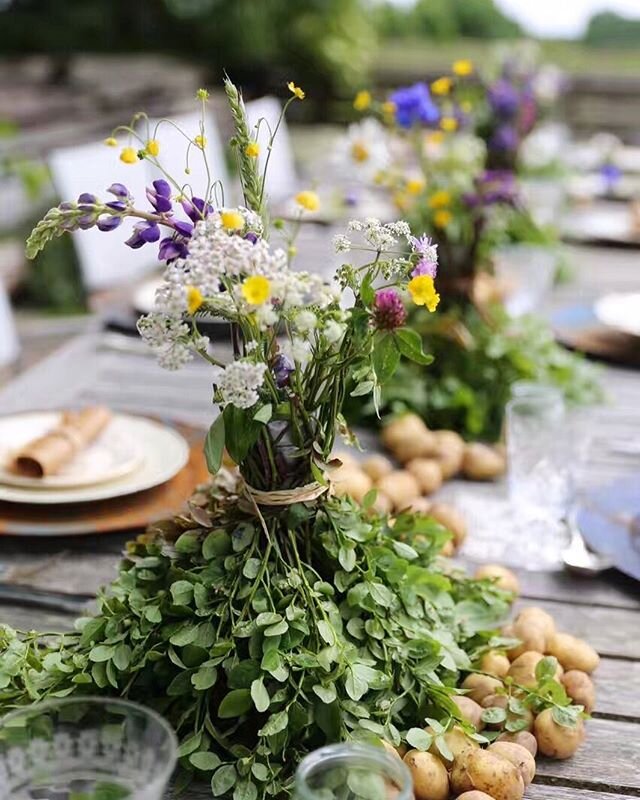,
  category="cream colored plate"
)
[0,412,142,488]
[0,413,189,504]
[594,292,640,337]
